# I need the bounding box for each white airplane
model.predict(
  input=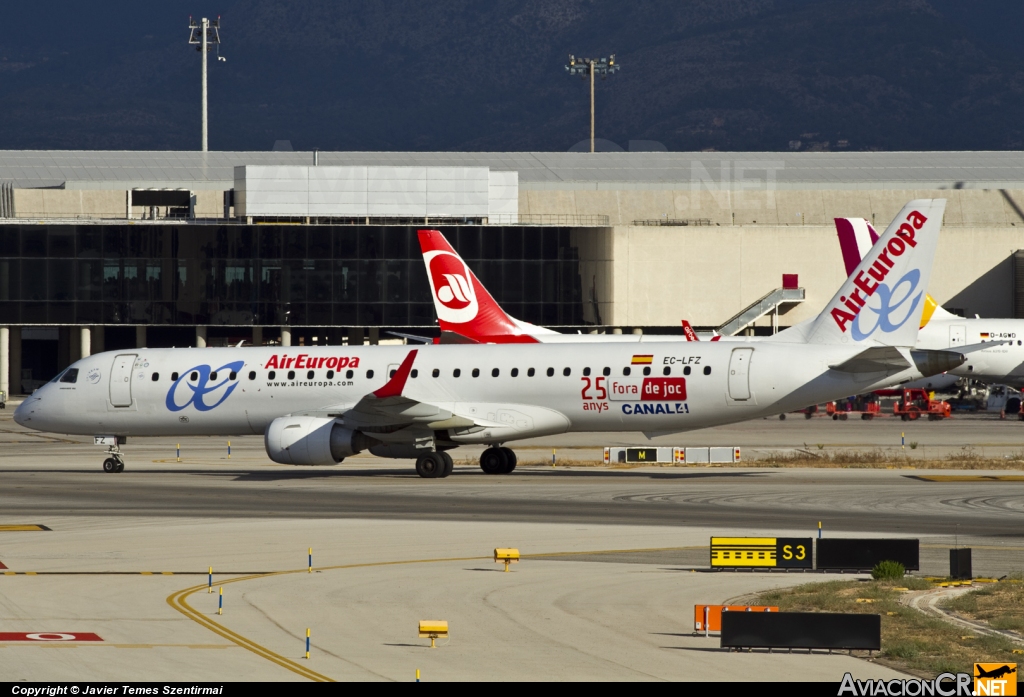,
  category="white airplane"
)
[15,200,962,478]
[836,217,1024,387]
